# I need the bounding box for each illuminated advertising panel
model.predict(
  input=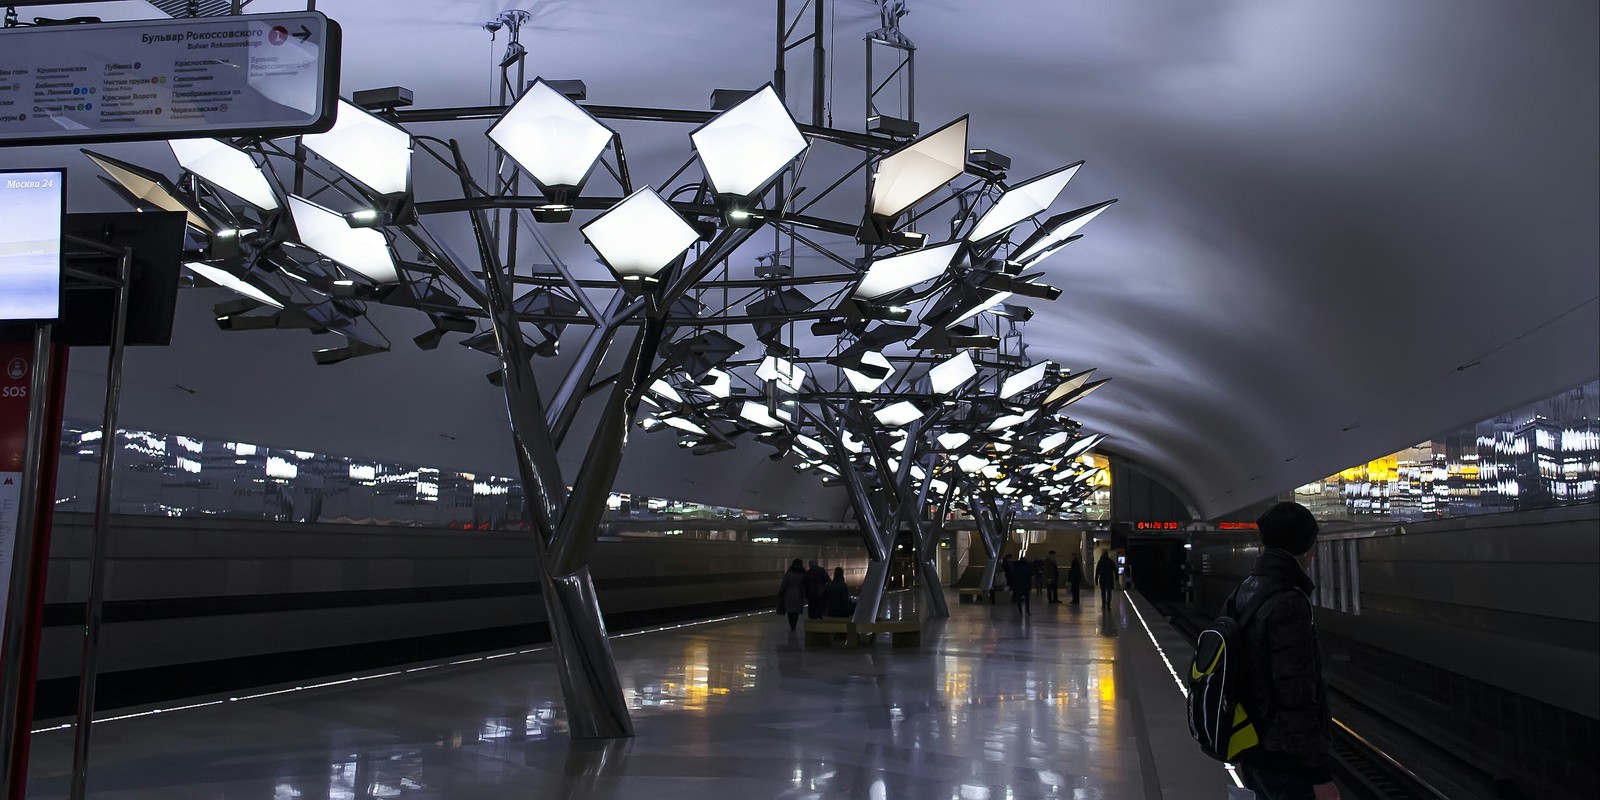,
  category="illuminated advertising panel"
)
[0,168,64,322]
